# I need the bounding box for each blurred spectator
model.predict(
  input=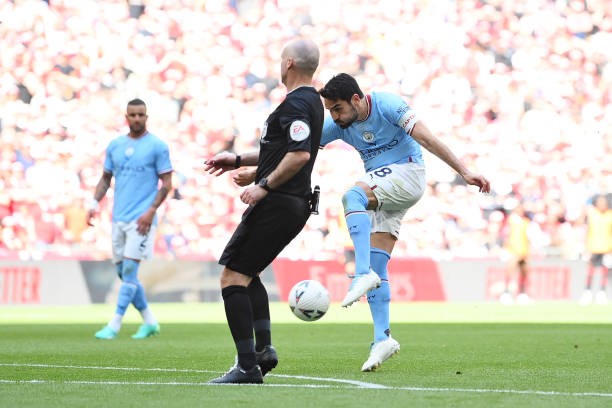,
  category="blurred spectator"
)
[0,0,610,261]
[499,200,535,305]
[63,197,89,244]
[579,194,612,305]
